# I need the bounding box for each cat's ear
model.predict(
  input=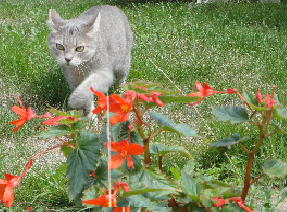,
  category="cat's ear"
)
[48,9,65,31]
[86,13,101,37]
